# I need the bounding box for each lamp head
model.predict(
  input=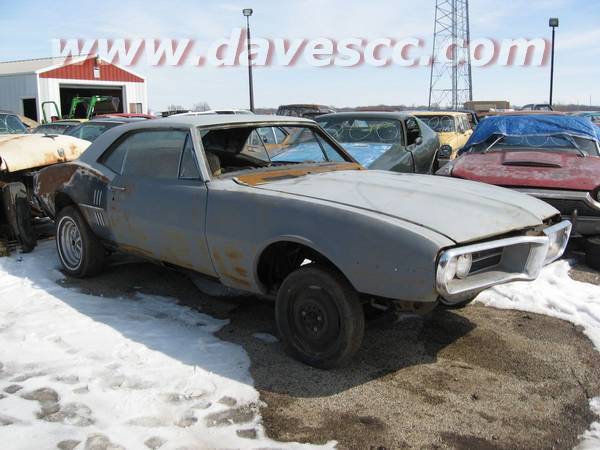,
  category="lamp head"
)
[549,17,559,28]
[243,8,253,17]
